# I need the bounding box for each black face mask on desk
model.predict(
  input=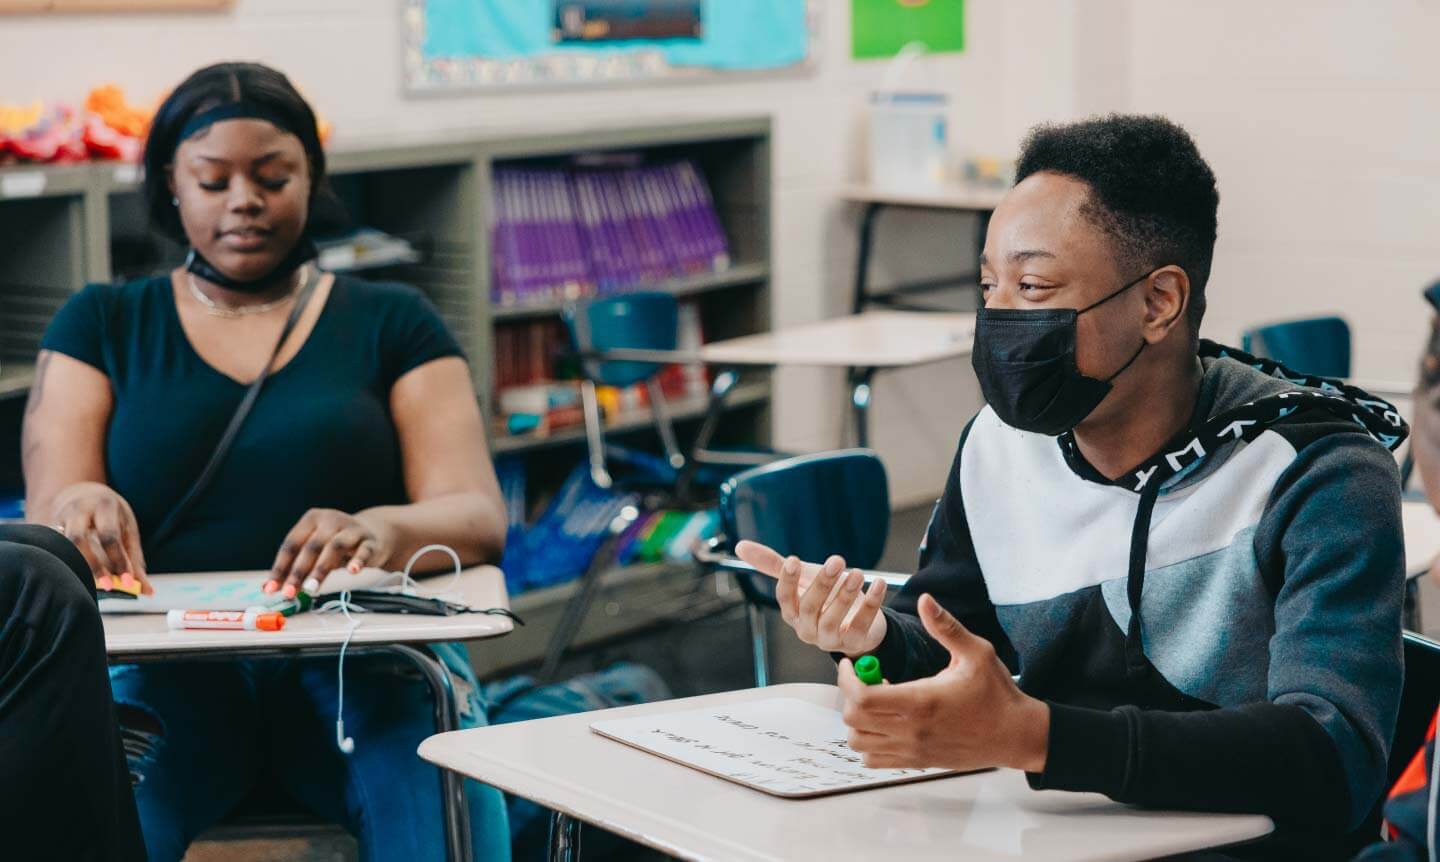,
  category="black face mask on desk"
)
[971,270,1152,436]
